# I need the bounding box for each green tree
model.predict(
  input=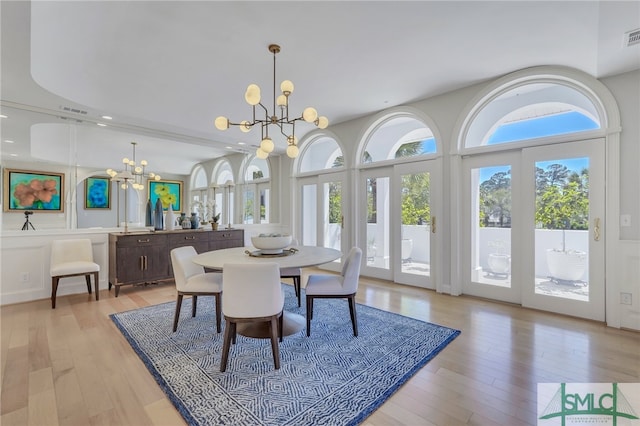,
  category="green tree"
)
[535,166,588,230]
[479,170,511,228]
